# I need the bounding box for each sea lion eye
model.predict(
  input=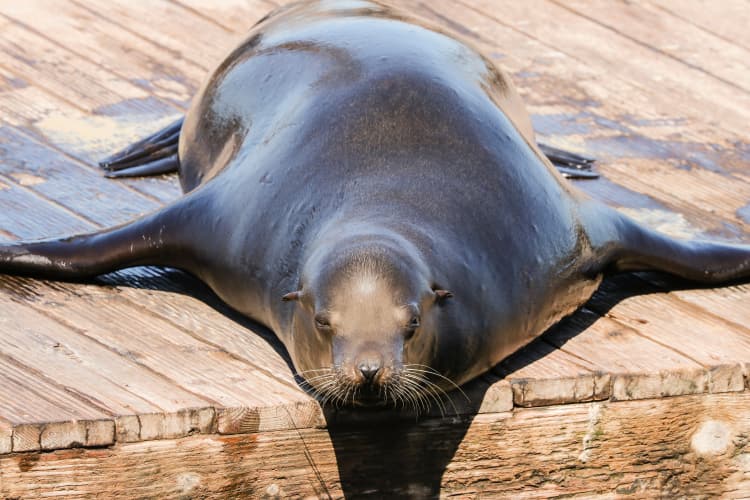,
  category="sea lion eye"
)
[404,315,420,340]
[408,315,420,329]
[314,314,332,331]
